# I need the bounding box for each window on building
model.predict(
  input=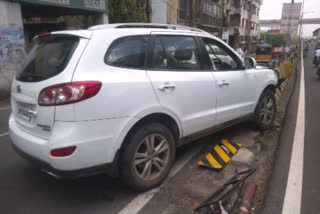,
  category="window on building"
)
[105,36,148,69]
[232,0,240,8]
[137,0,145,8]
[179,0,189,20]
[251,5,257,14]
